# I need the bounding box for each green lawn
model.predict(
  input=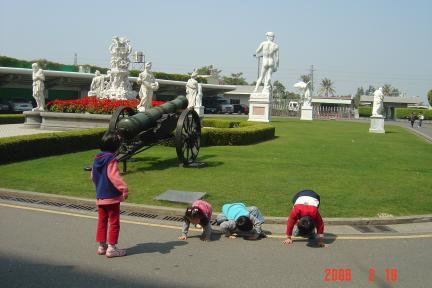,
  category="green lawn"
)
[0,118,431,217]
